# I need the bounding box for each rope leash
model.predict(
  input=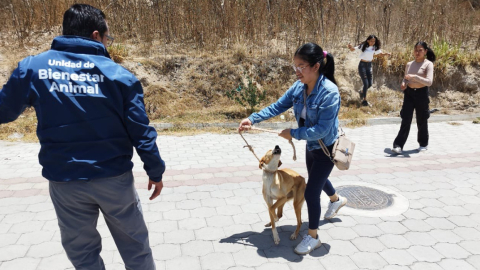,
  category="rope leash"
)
[238,126,297,163]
